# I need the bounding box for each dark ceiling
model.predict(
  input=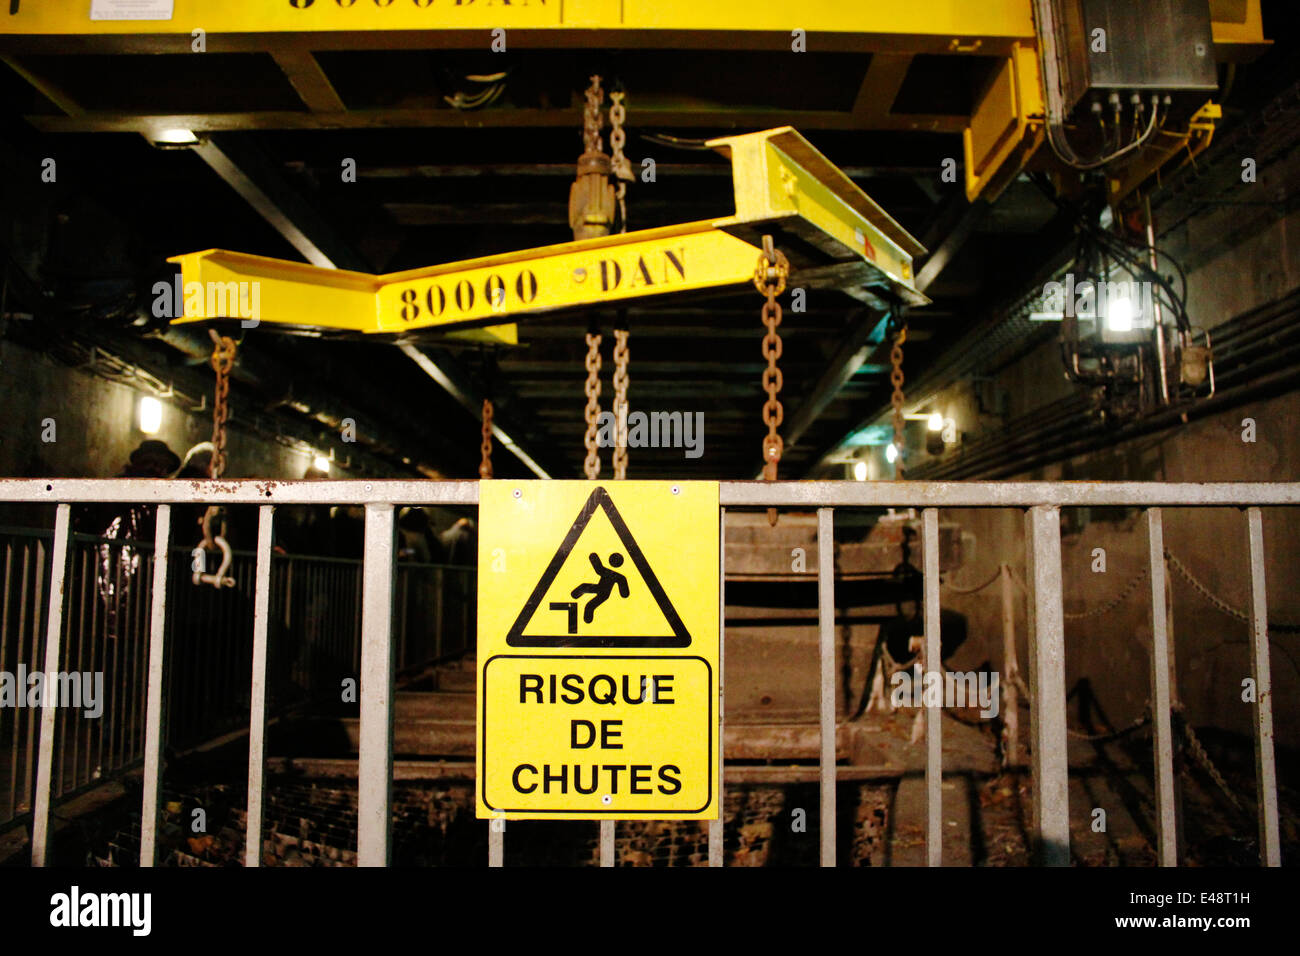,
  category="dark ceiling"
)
[0,8,1294,481]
